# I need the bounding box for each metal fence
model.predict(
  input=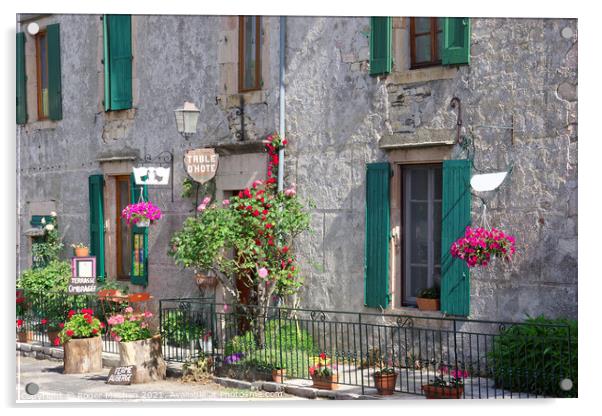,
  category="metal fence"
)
[159,299,577,399]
